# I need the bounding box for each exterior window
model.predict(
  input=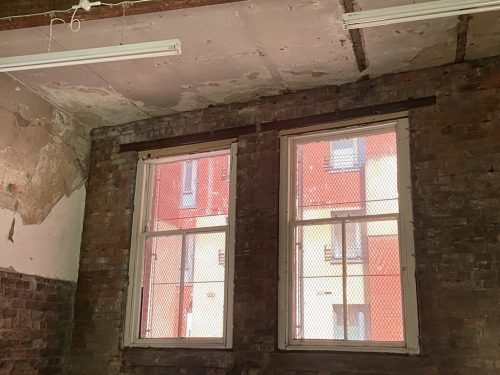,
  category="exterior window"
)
[125,145,236,348]
[333,304,370,340]
[279,119,419,353]
[328,211,365,263]
[181,160,198,208]
[327,138,365,172]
